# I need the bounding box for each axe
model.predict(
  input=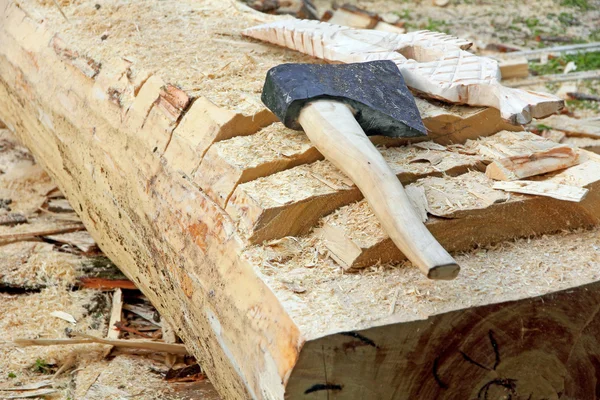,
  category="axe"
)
[261,60,460,280]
